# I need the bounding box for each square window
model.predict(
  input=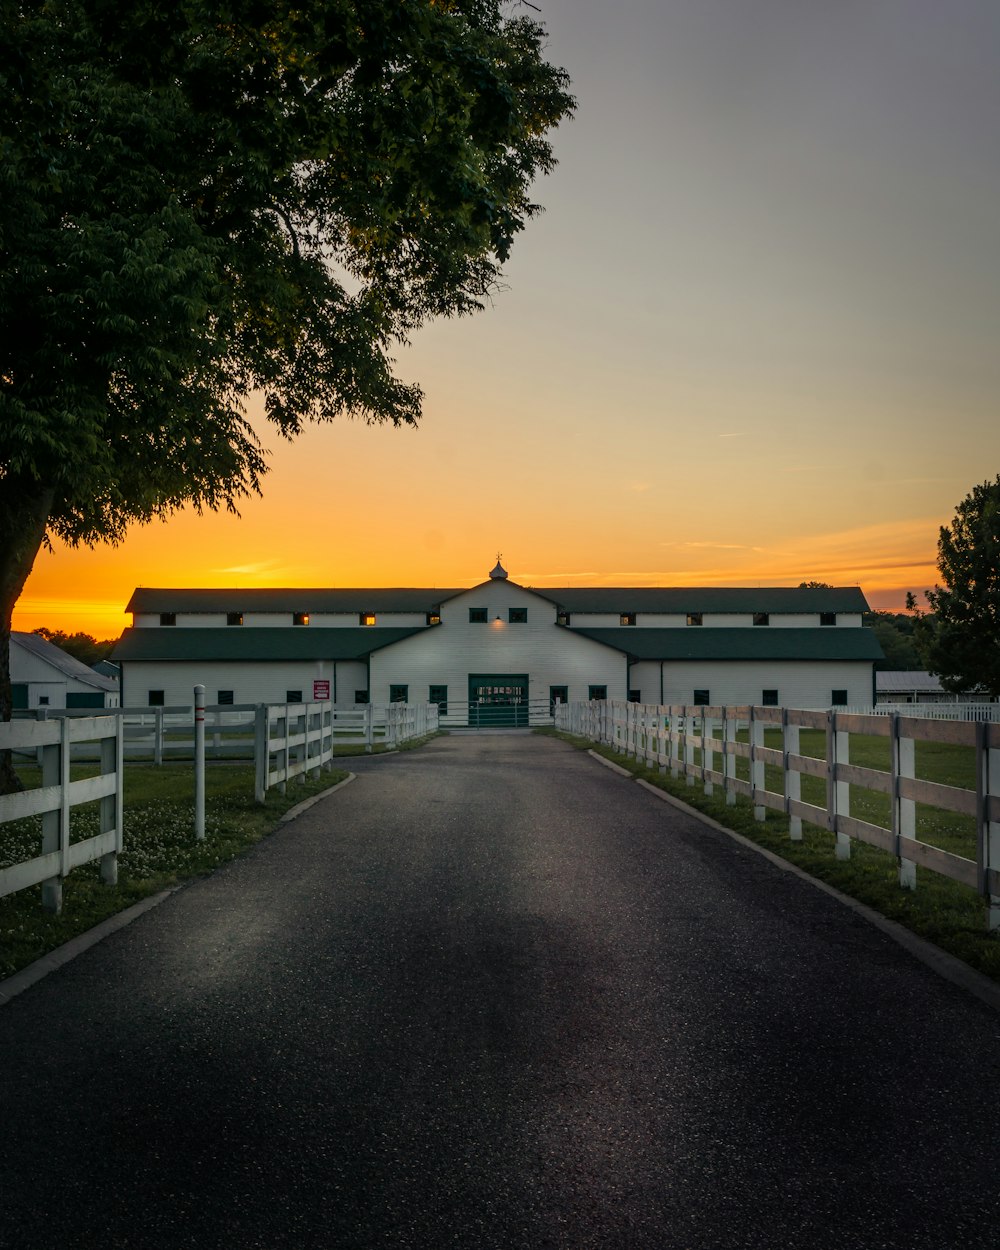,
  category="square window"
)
[429,684,448,715]
[820,612,837,626]
[620,612,636,626]
[217,690,234,705]
[686,613,703,627]
[557,611,571,627]
[159,612,176,627]
[588,684,608,701]
[389,684,408,703]
[693,688,710,705]
[762,689,779,707]
[549,685,568,710]
[832,689,848,706]
[293,612,310,626]
[38,696,50,706]
[149,690,165,706]
[427,612,441,626]
[469,607,487,623]
[286,690,303,704]
[355,690,369,705]
[509,607,527,623]
[226,612,243,626]
[753,612,770,627]
[360,612,376,627]
[628,689,641,703]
